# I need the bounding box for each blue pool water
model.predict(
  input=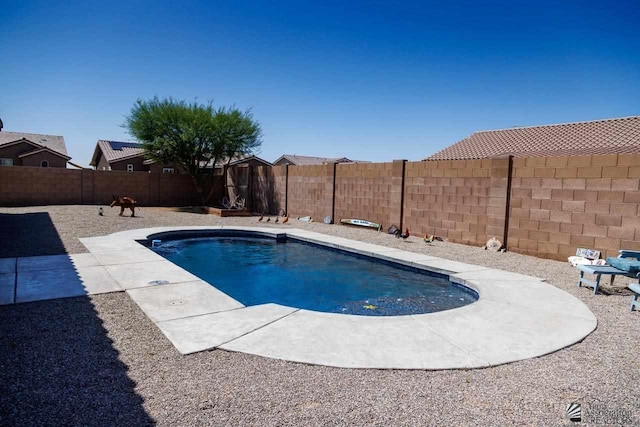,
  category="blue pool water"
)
[151,236,478,316]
